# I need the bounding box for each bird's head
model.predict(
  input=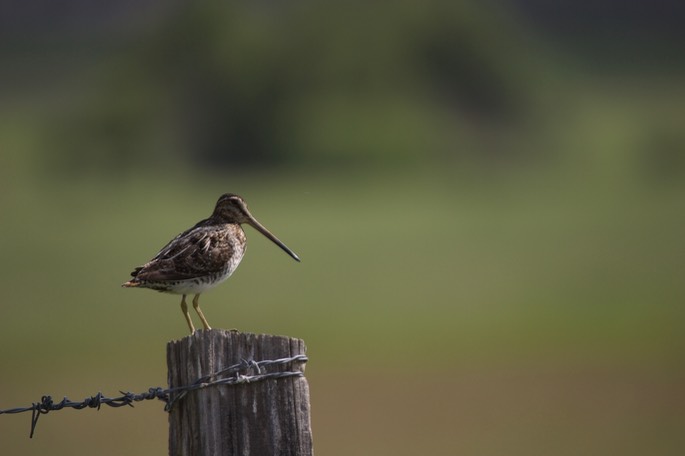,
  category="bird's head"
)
[213,193,300,262]
[213,193,253,224]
